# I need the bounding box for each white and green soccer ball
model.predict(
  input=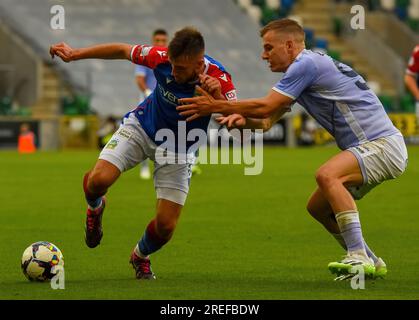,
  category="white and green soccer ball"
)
[21,241,64,282]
